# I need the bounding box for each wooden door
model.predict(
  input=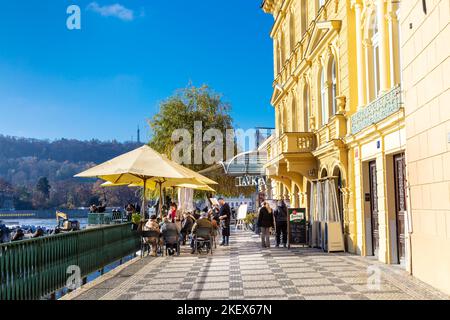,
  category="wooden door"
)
[394,153,407,263]
[369,161,379,256]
